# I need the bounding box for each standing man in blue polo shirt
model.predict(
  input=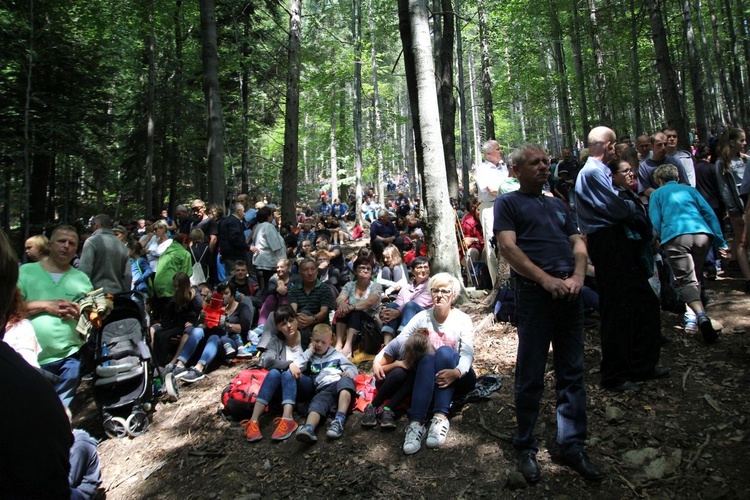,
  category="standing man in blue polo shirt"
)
[495,144,602,483]
[575,126,667,393]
